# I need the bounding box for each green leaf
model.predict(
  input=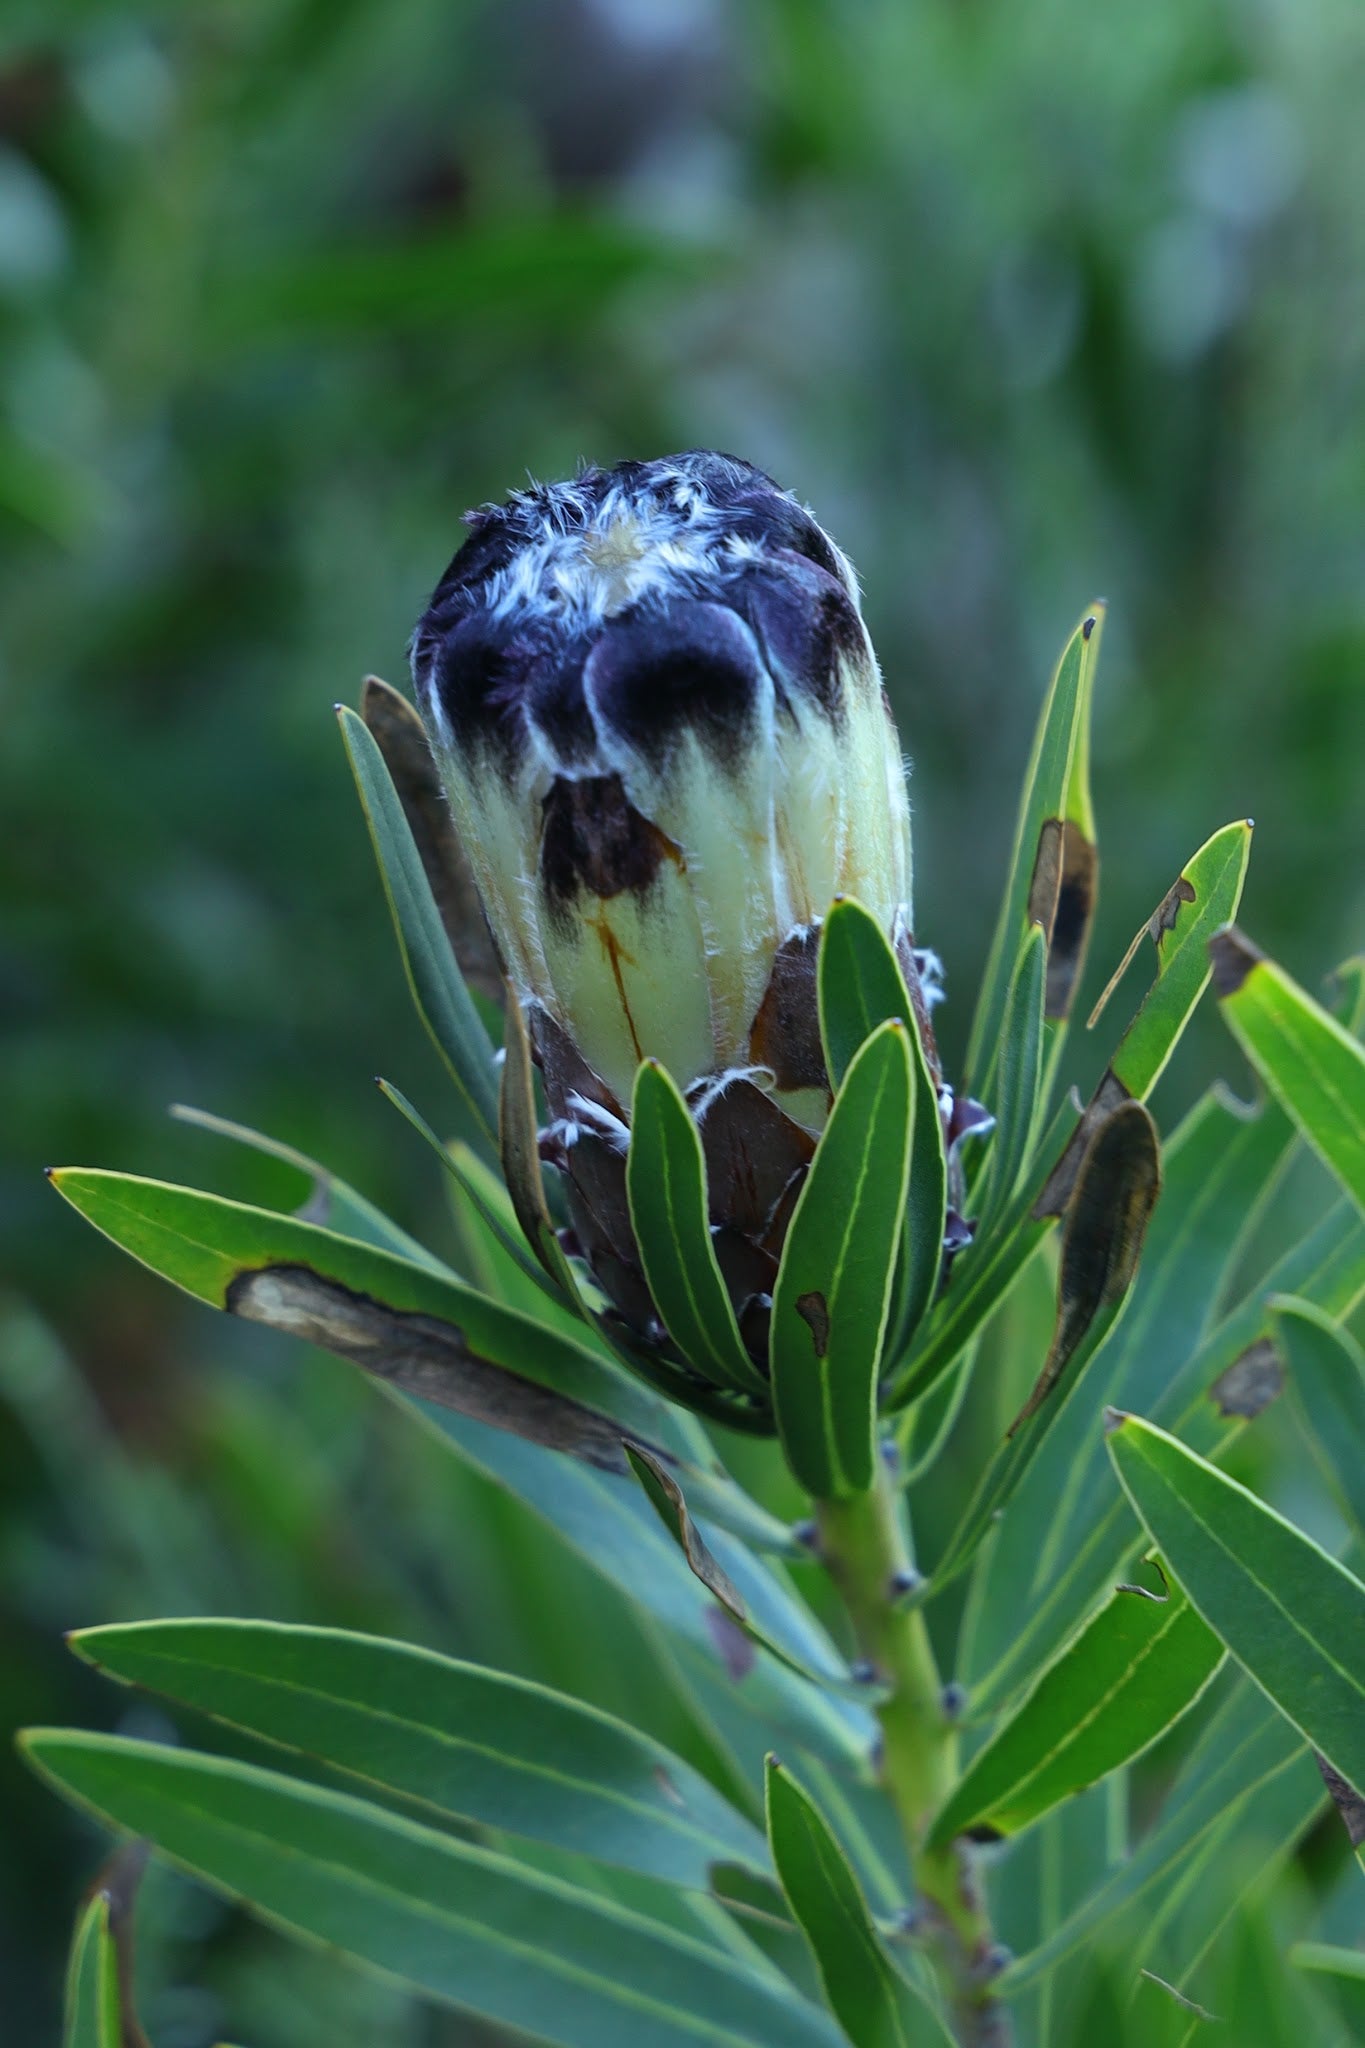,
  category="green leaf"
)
[960,1090,1312,1714]
[816,898,948,1364]
[624,1447,857,1692]
[1106,1412,1365,1796]
[627,1061,768,1399]
[927,1567,1222,1847]
[931,1102,1160,1589]
[966,603,1104,1096]
[64,1896,119,2048]
[47,1168,671,1466]
[978,920,1047,1231]
[1273,1295,1365,1544]
[70,1619,767,1891]
[1004,1677,1309,1988]
[338,703,499,1153]
[23,1734,844,2048]
[407,1403,874,1771]
[1290,1945,1365,2036]
[887,1091,1077,1412]
[170,1102,450,1271]
[1211,930,1365,1216]
[770,1020,915,1497]
[765,1758,954,2048]
[1036,821,1251,1218]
